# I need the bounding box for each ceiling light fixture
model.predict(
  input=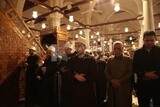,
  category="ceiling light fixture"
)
[96,31,100,35]
[67,25,71,30]
[114,3,120,12]
[42,23,46,29]
[158,23,160,28]
[125,27,129,32]
[32,11,38,19]
[75,34,79,38]
[79,30,83,35]
[69,16,74,22]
